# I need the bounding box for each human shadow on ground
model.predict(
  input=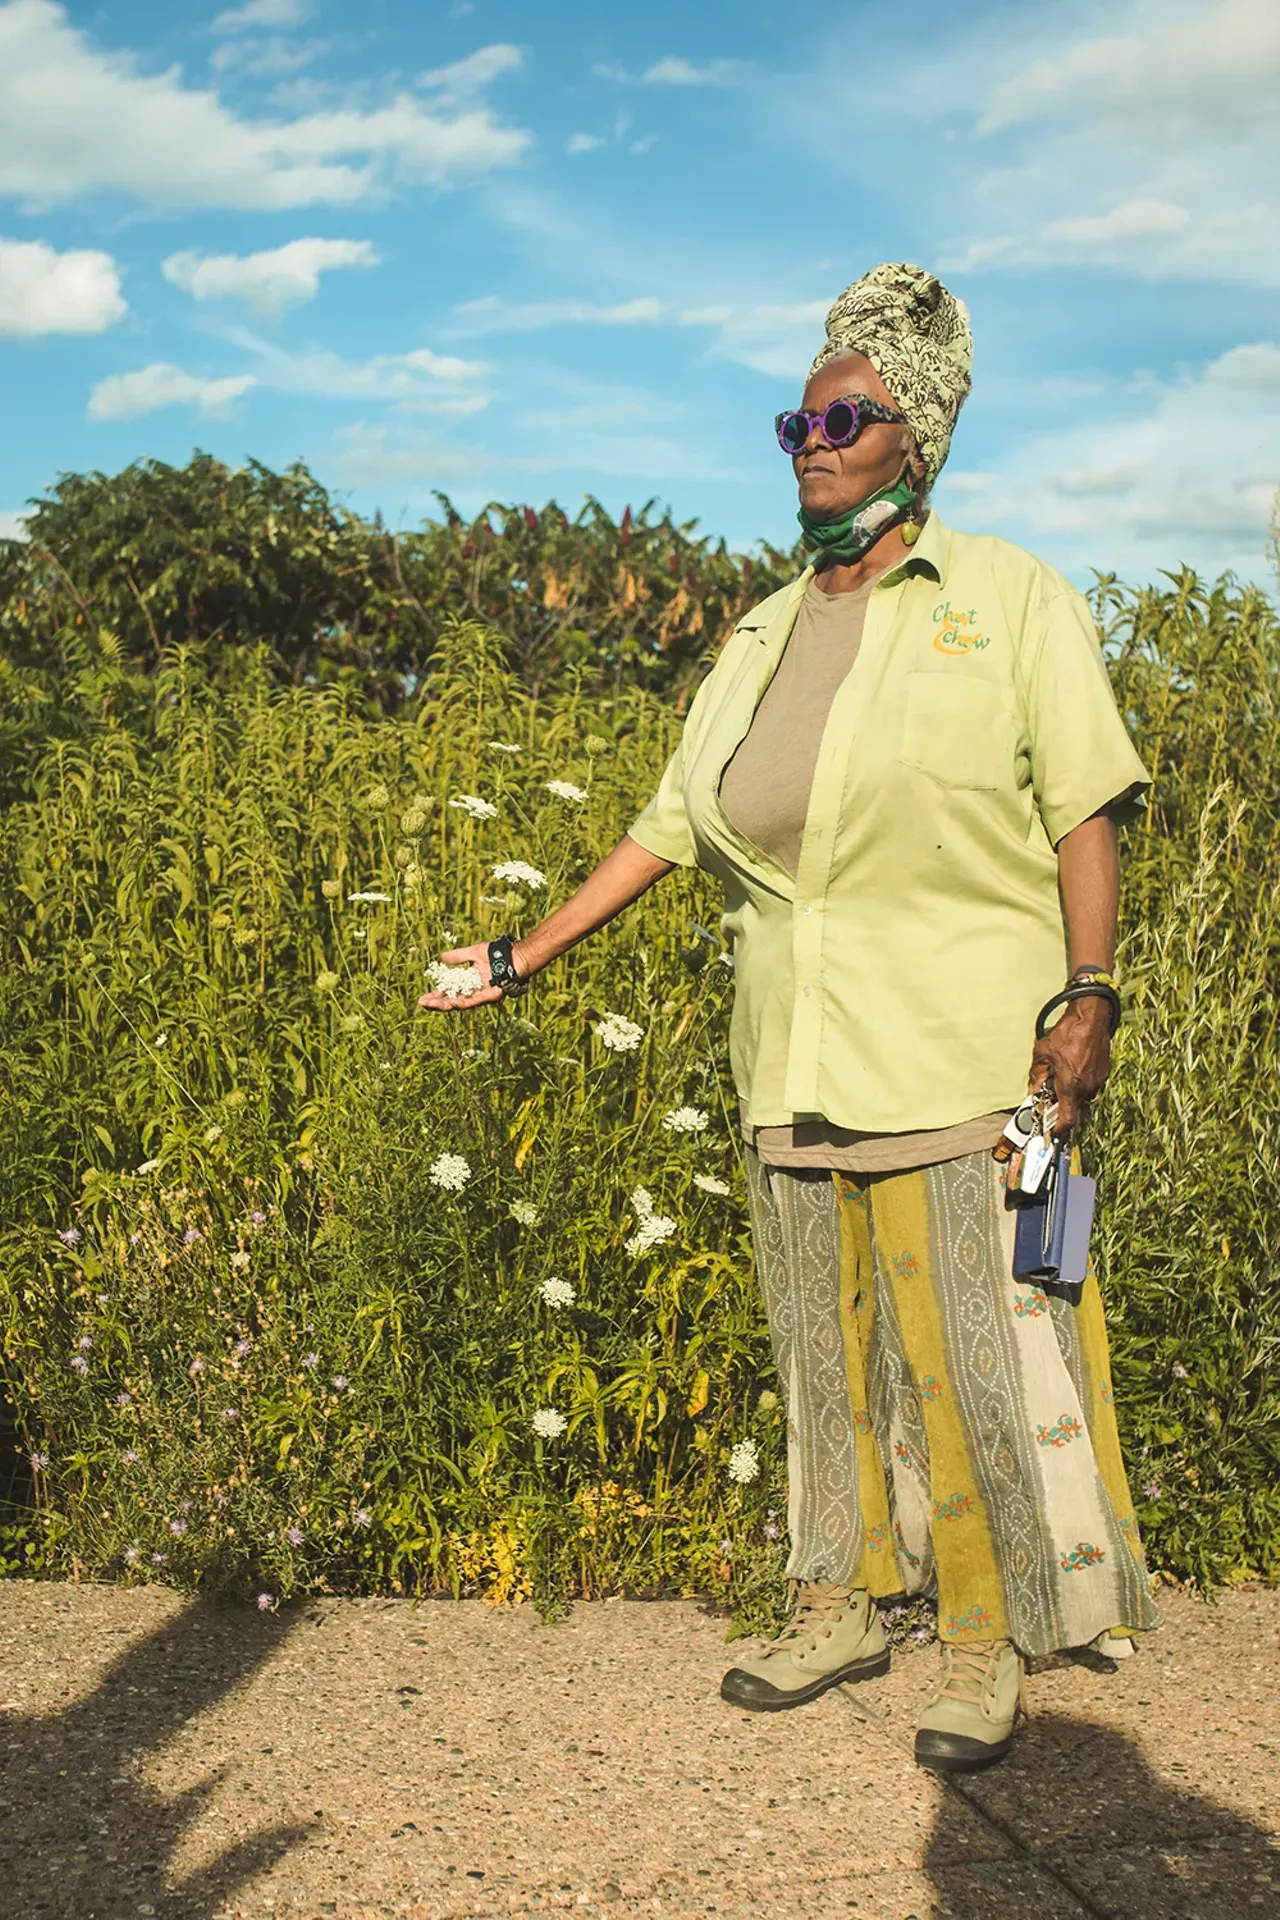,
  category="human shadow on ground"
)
[923,1709,1280,1918]
[0,1597,308,1920]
